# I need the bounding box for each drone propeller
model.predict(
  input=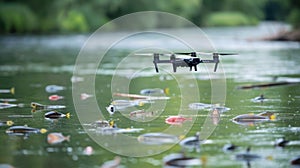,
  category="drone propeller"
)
[175,52,238,56]
[134,53,173,56]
